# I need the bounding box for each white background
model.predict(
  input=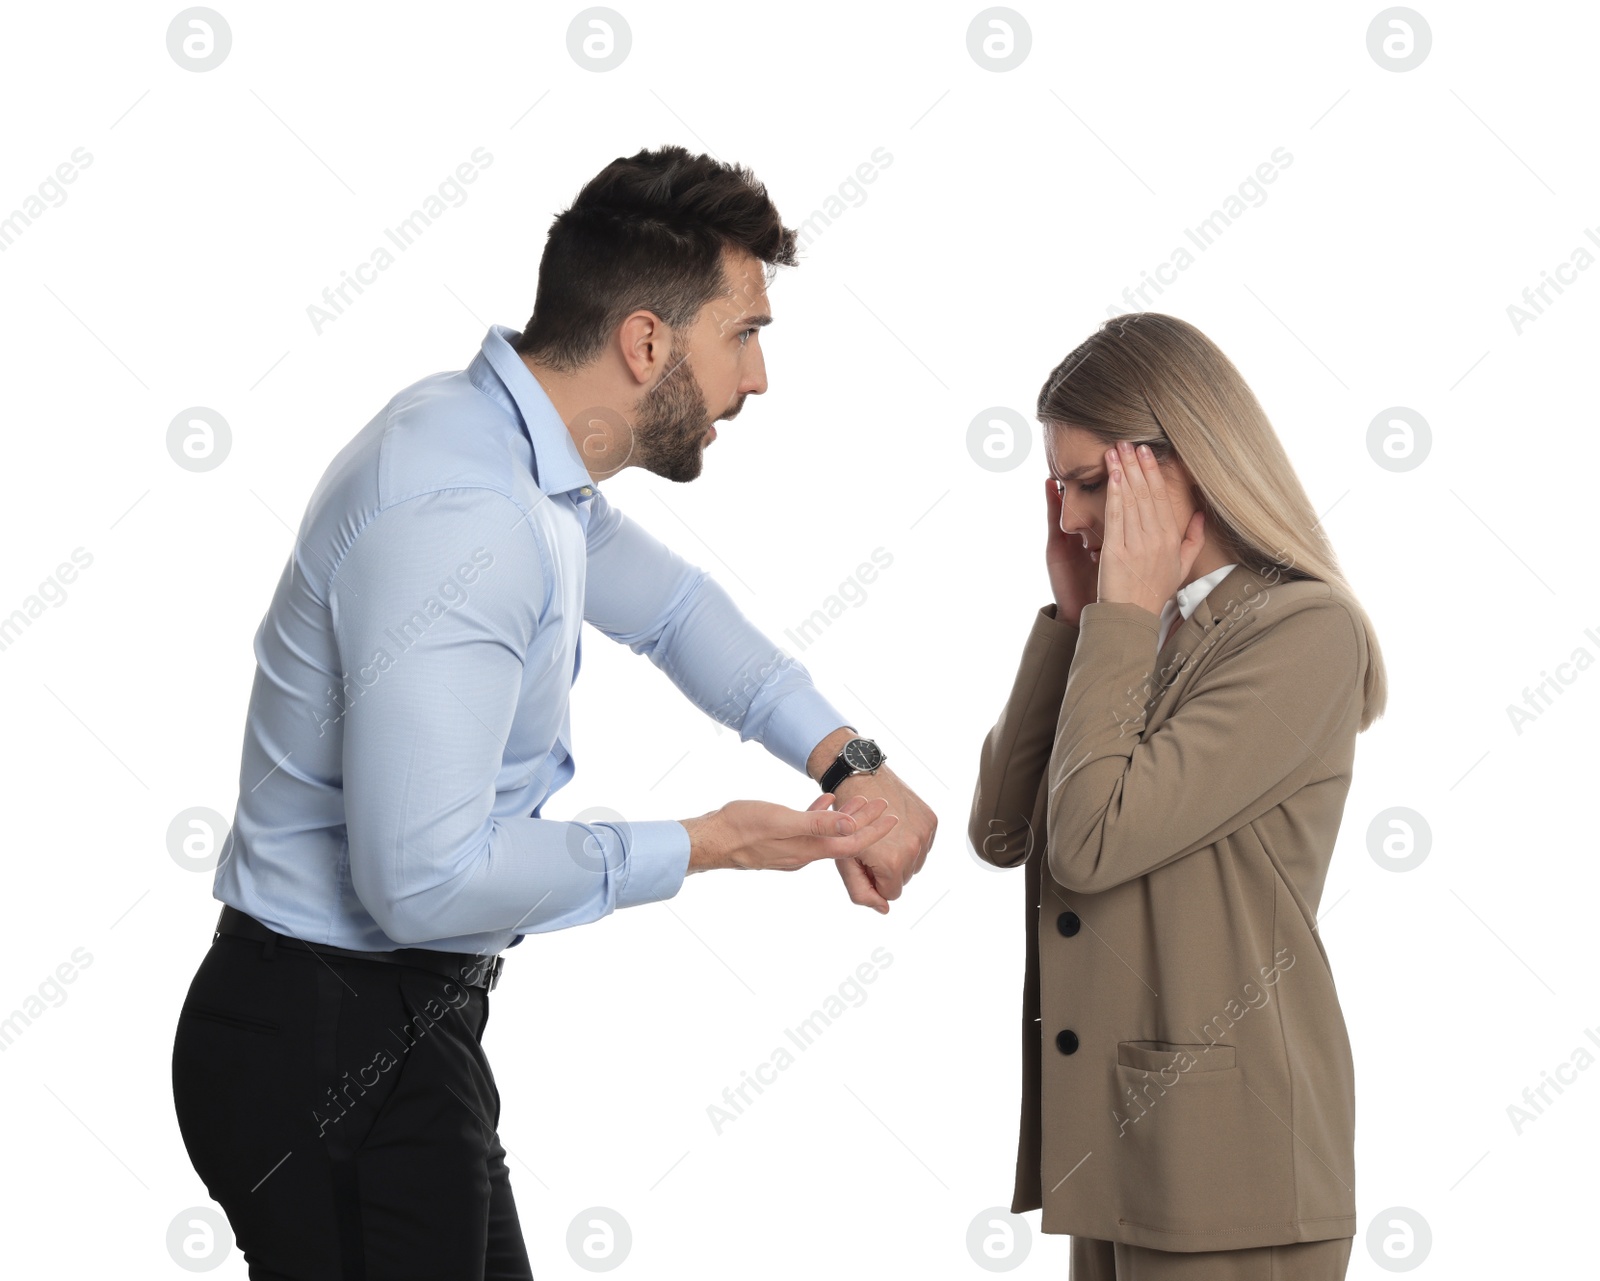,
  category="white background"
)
[1,1,1596,1276]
